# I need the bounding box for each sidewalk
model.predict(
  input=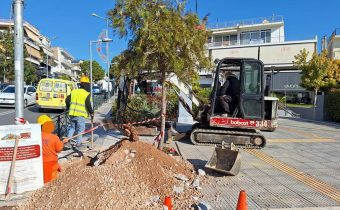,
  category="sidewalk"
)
[58,96,123,160]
